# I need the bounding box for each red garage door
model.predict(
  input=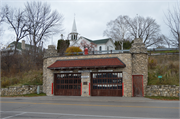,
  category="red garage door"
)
[91,72,123,96]
[54,73,81,96]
